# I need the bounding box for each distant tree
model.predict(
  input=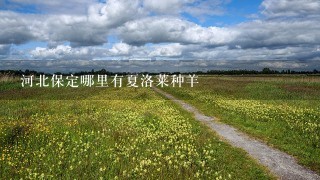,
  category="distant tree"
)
[24,69,30,75]
[262,68,271,74]
[99,69,107,74]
